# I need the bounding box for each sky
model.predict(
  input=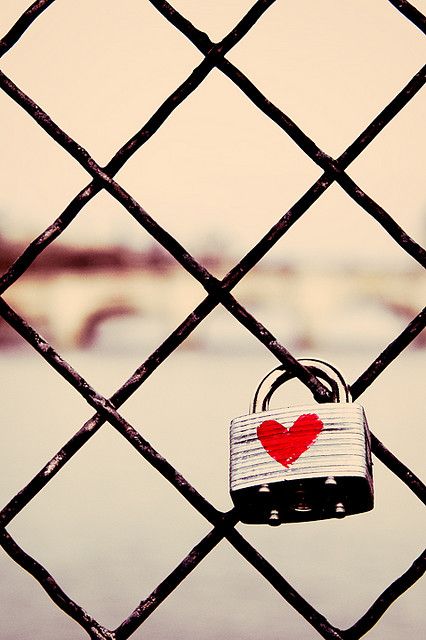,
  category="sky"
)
[1,0,425,269]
